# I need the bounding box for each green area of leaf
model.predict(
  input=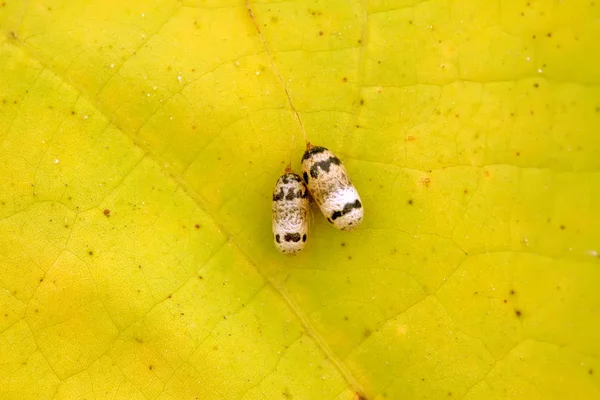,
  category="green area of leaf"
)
[1,0,599,399]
